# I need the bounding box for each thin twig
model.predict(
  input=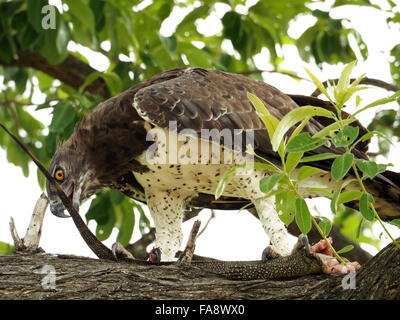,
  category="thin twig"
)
[197,209,215,238]
[0,98,60,108]
[239,69,311,82]
[9,217,23,250]
[178,220,201,265]
[367,151,384,157]
[312,77,400,96]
